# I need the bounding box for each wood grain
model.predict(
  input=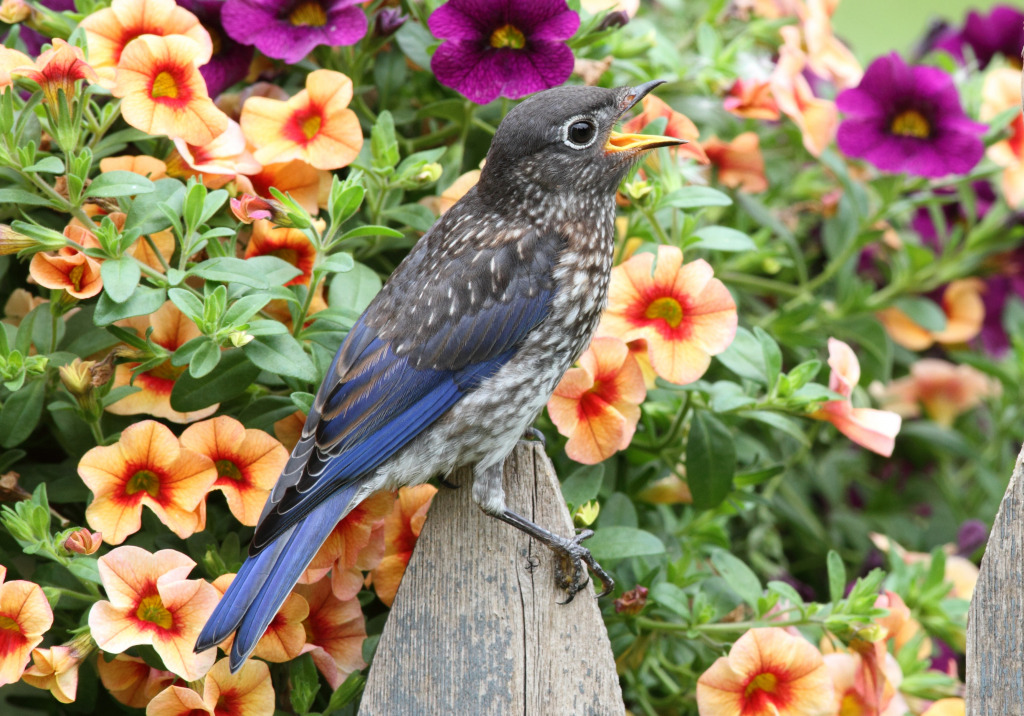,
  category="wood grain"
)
[966,444,1024,714]
[359,442,624,716]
